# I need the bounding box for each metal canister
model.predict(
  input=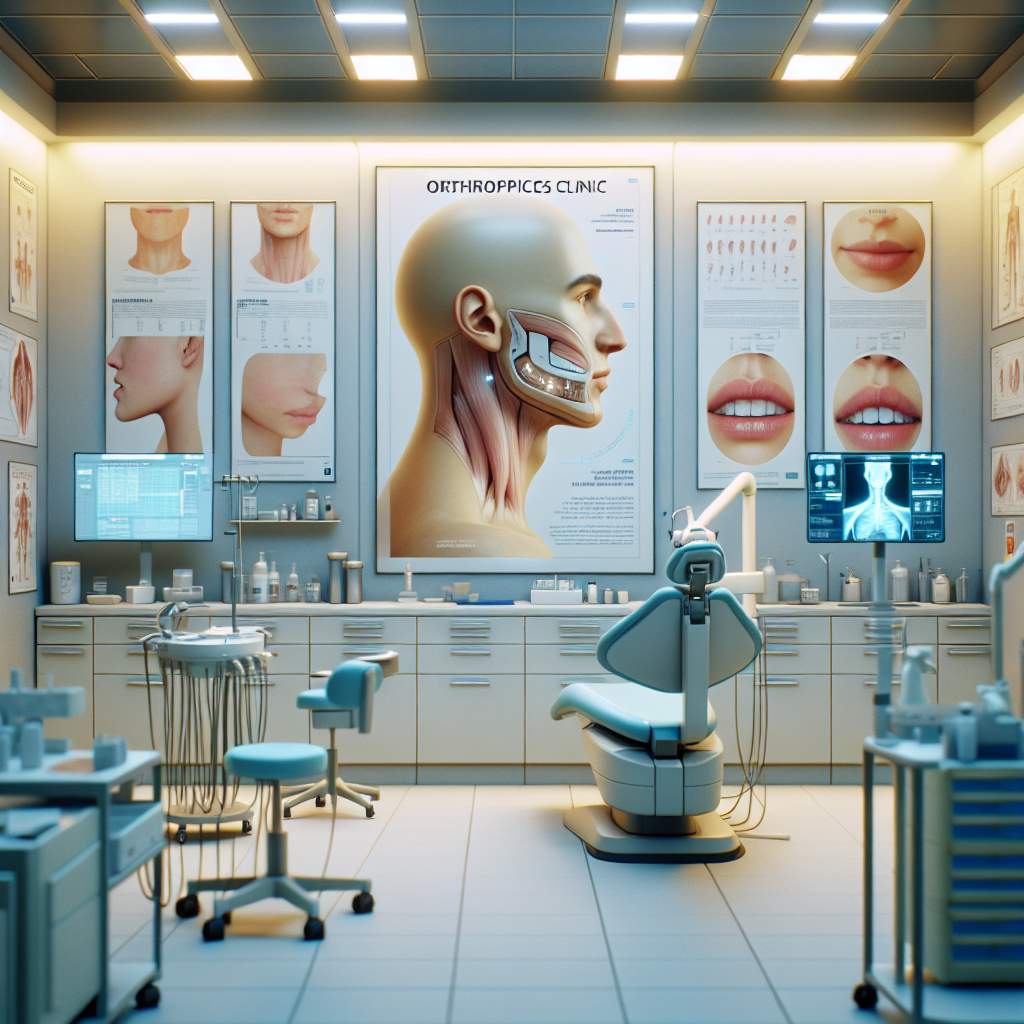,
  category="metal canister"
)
[220,561,234,603]
[344,560,364,604]
[327,551,348,605]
